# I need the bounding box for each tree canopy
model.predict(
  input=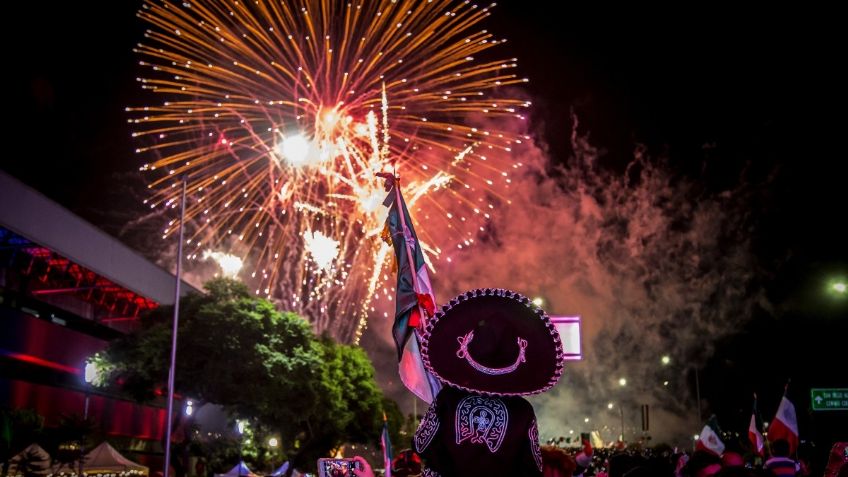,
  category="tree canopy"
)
[91,278,397,473]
